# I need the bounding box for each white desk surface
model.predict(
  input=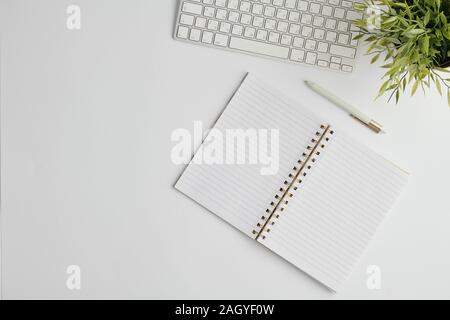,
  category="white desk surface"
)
[1,0,450,299]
